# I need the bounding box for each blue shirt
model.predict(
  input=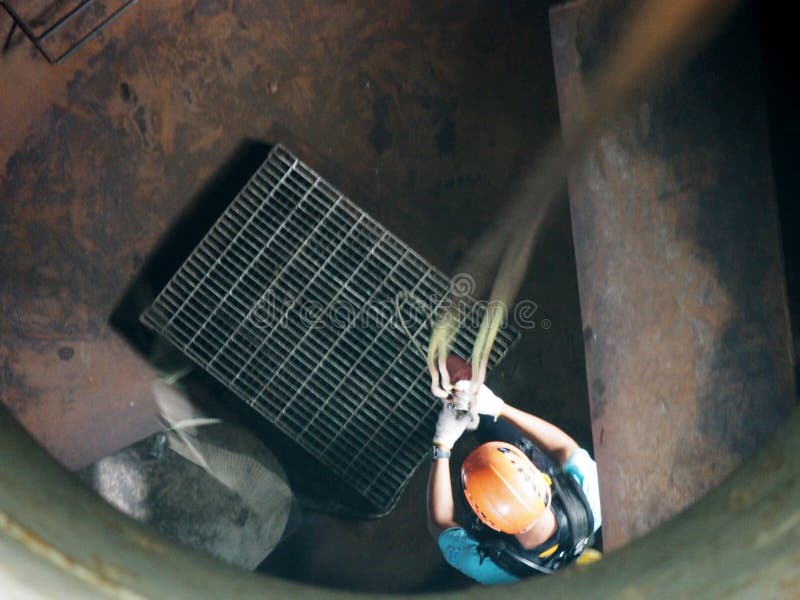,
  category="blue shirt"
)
[438,448,602,585]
